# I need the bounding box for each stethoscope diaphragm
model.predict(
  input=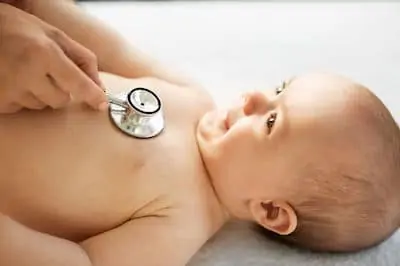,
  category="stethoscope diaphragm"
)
[107,88,164,139]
